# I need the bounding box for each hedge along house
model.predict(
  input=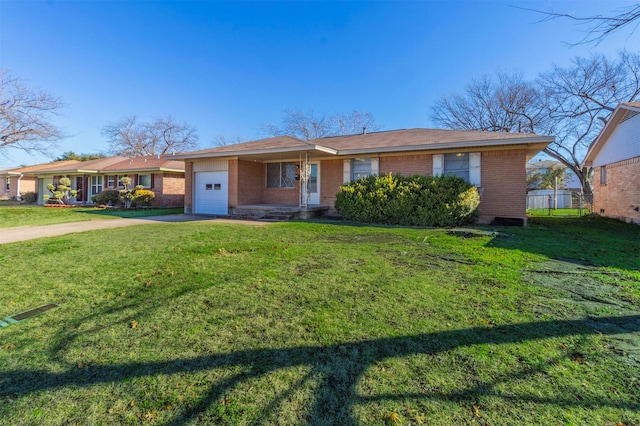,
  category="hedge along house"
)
[175,128,553,224]
[18,154,186,207]
[583,102,640,224]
